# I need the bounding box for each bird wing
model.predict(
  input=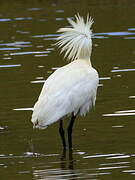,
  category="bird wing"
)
[31,61,98,128]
